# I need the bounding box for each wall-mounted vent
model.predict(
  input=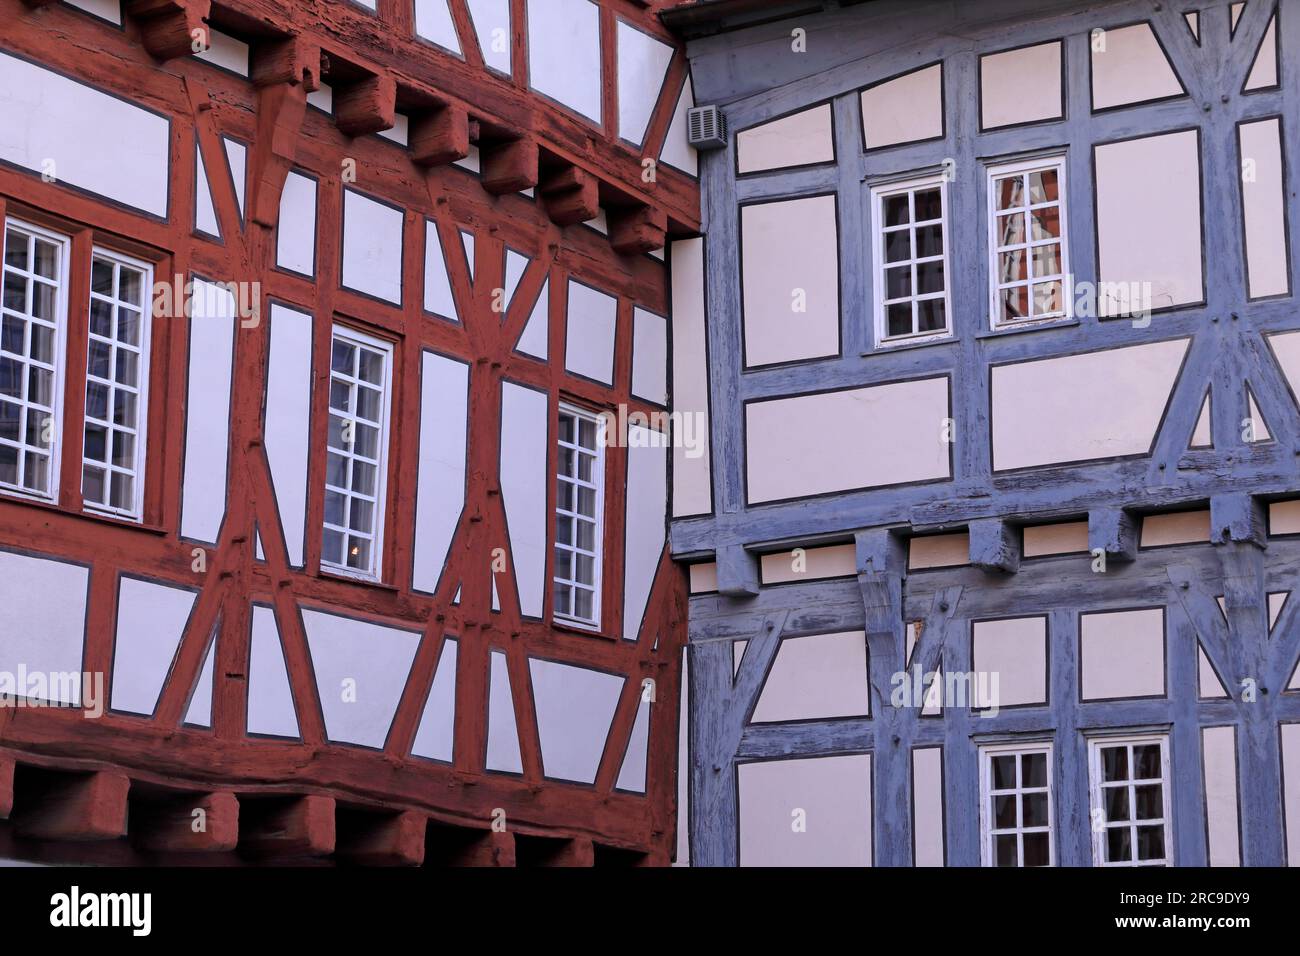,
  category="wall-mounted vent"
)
[687,105,727,150]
